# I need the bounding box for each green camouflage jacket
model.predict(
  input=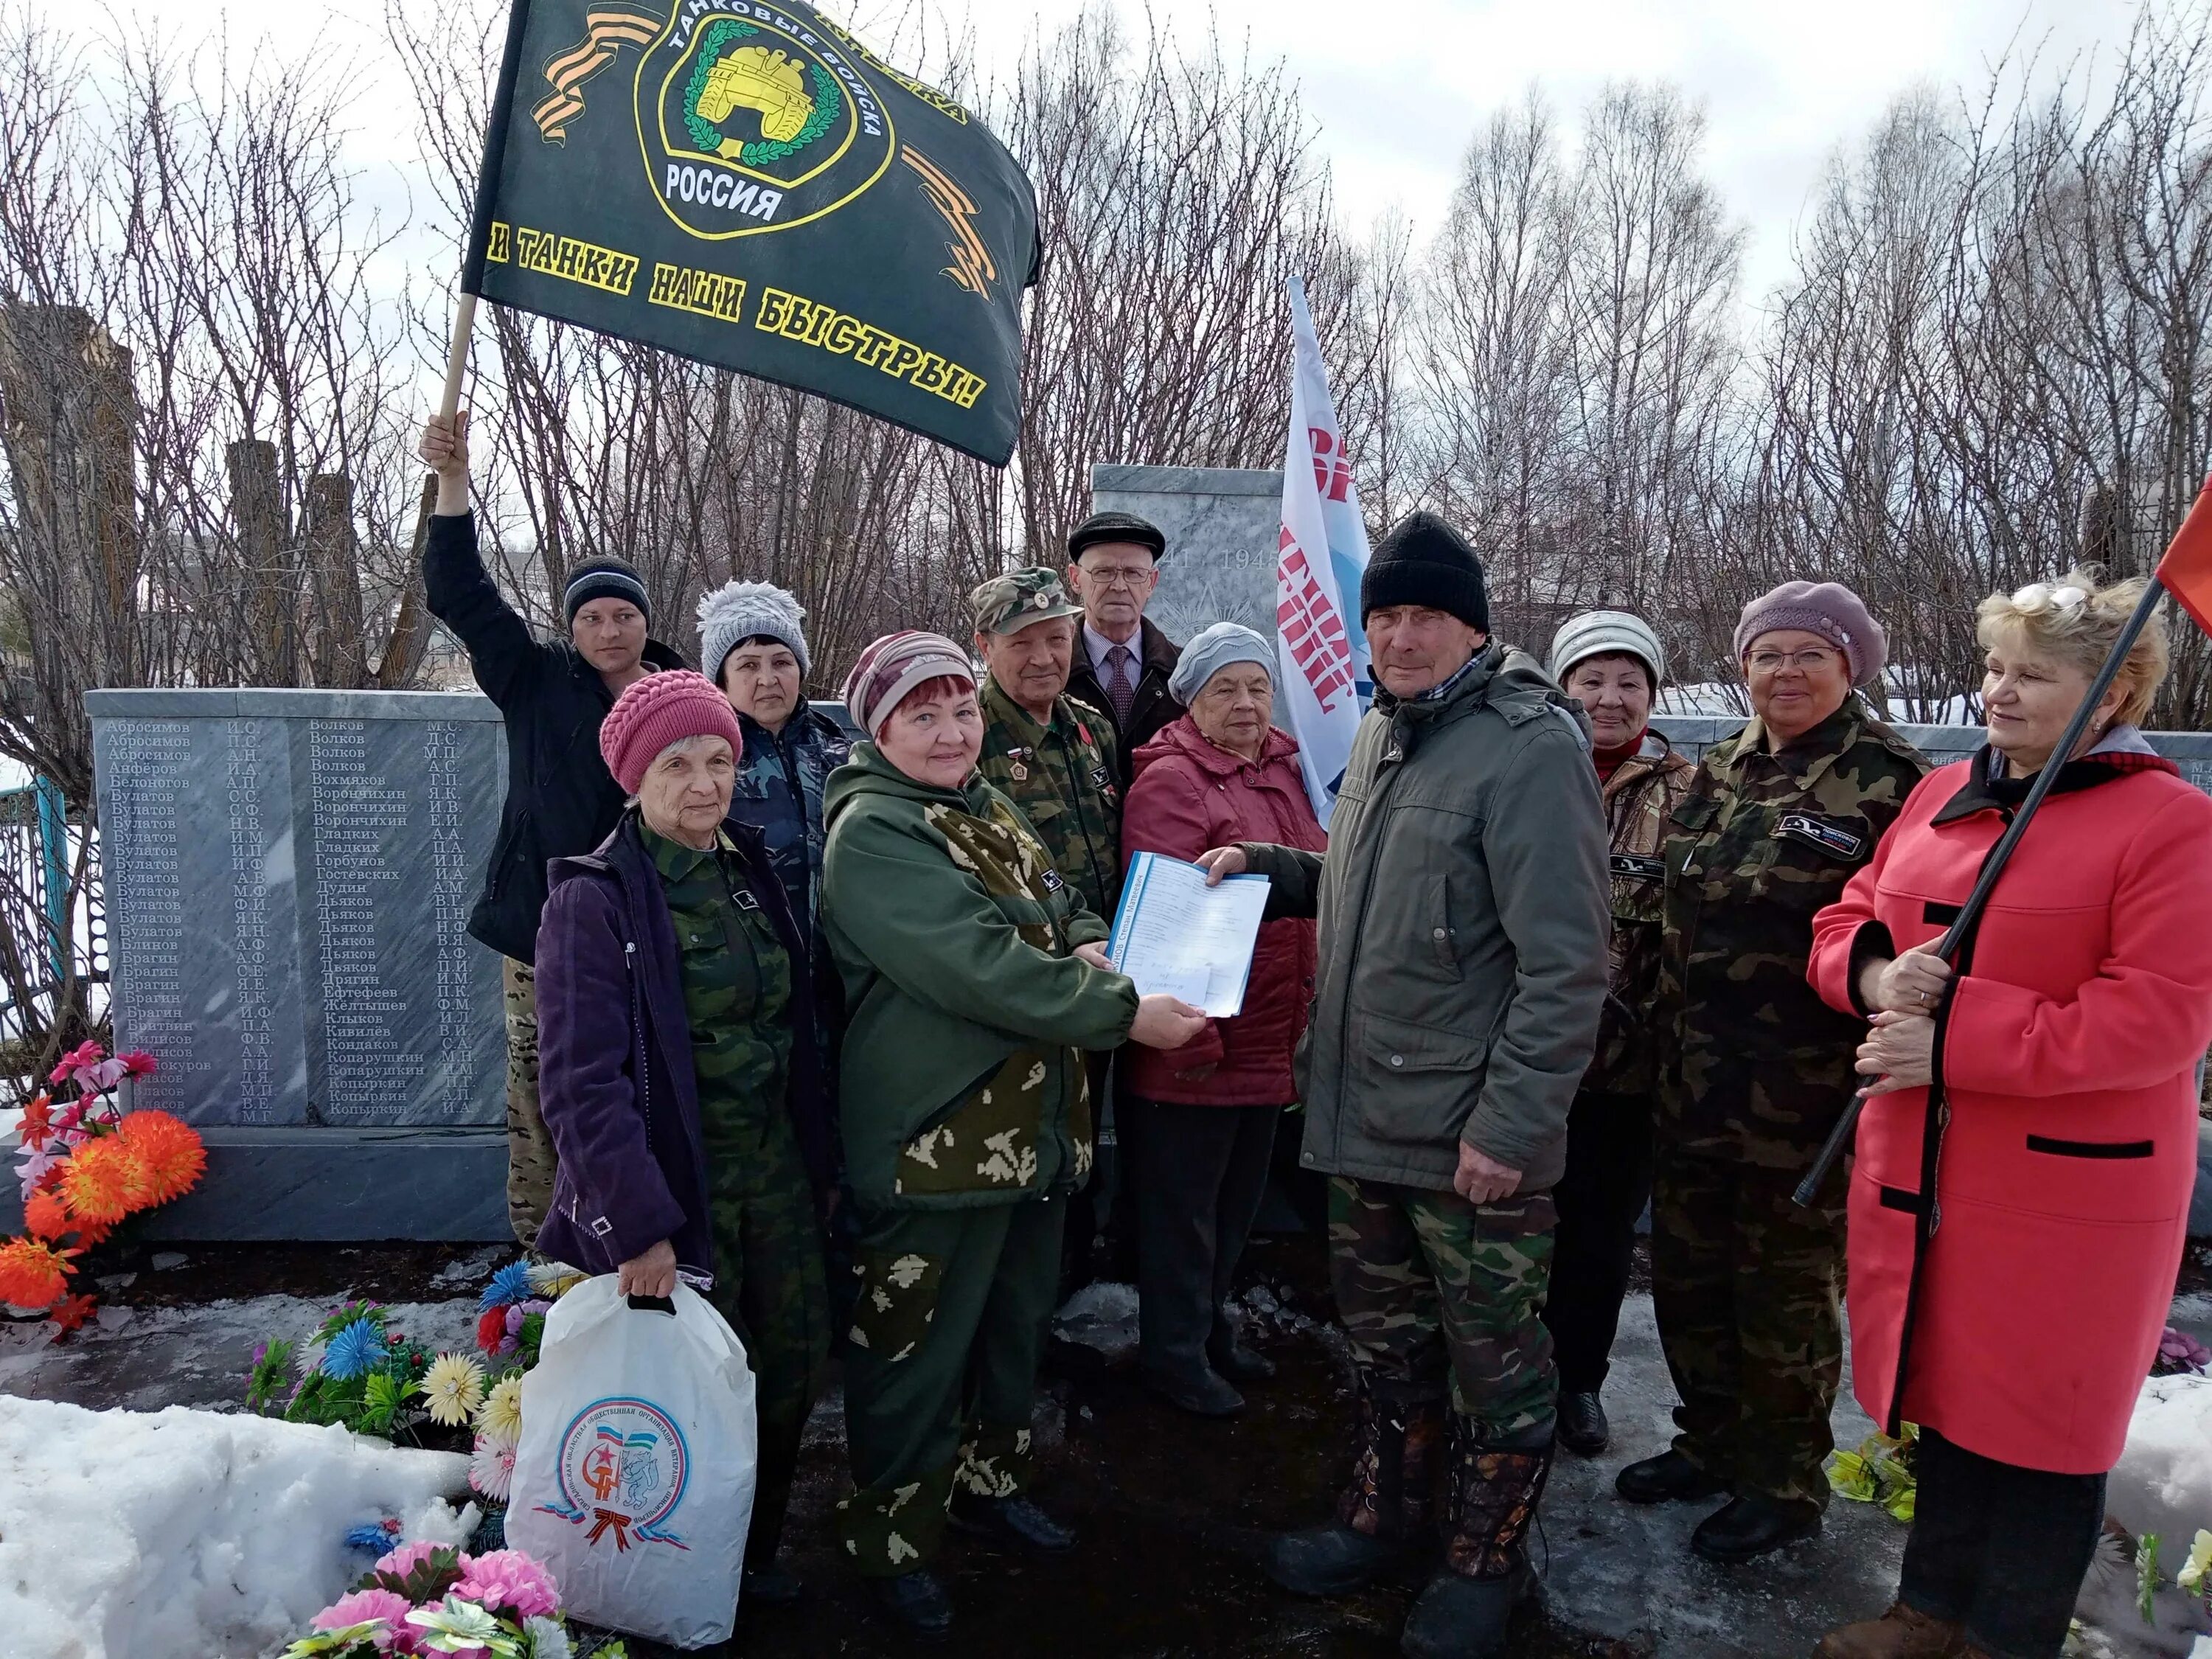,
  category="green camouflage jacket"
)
[1656,700,1927,1164]
[644,824,796,1138]
[1585,734,1698,1099]
[974,677,1124,924]
[821,742,1137,1211]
